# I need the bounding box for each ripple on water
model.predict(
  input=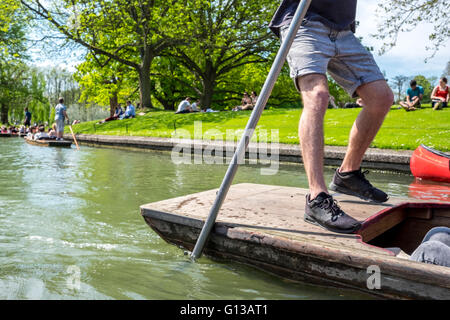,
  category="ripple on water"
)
[0,139,398,299]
